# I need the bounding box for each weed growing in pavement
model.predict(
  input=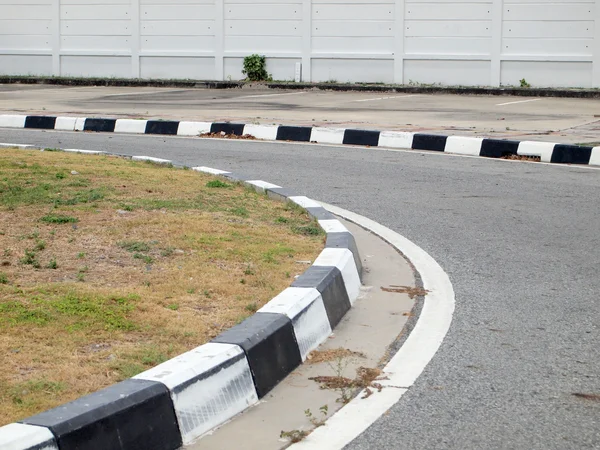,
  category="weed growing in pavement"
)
[280,429,309,443]
[309,353,385,403]
[305,405,328,427]
[279,405,329,443]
